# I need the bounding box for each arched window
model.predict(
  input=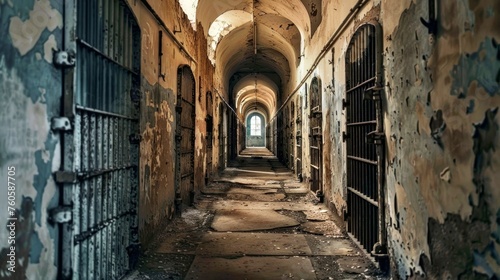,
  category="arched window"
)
[250,116,261,136]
